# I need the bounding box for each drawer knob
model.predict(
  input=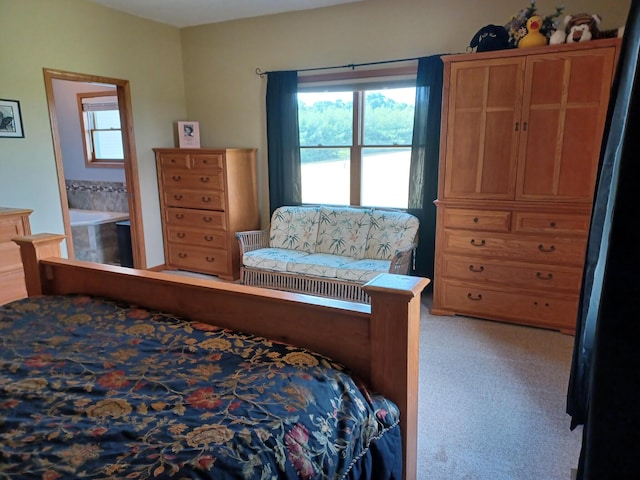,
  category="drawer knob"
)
[204,235,214,241]
[470,239,486,247]
[173,194,183,200]
[202,196,211,203]
[536,272,553,280]
[177,232,186,239]
[205,256,215,263]
[538,244,556,253]
[467,293,483,301]
[178,252,187,258]
[549,222,556,228]
[172,175,181,181]
[203,217,212,223]
[468,265,484,273]
[473,217,479,223]
[200,176,210,183]
[175,214,184,219]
